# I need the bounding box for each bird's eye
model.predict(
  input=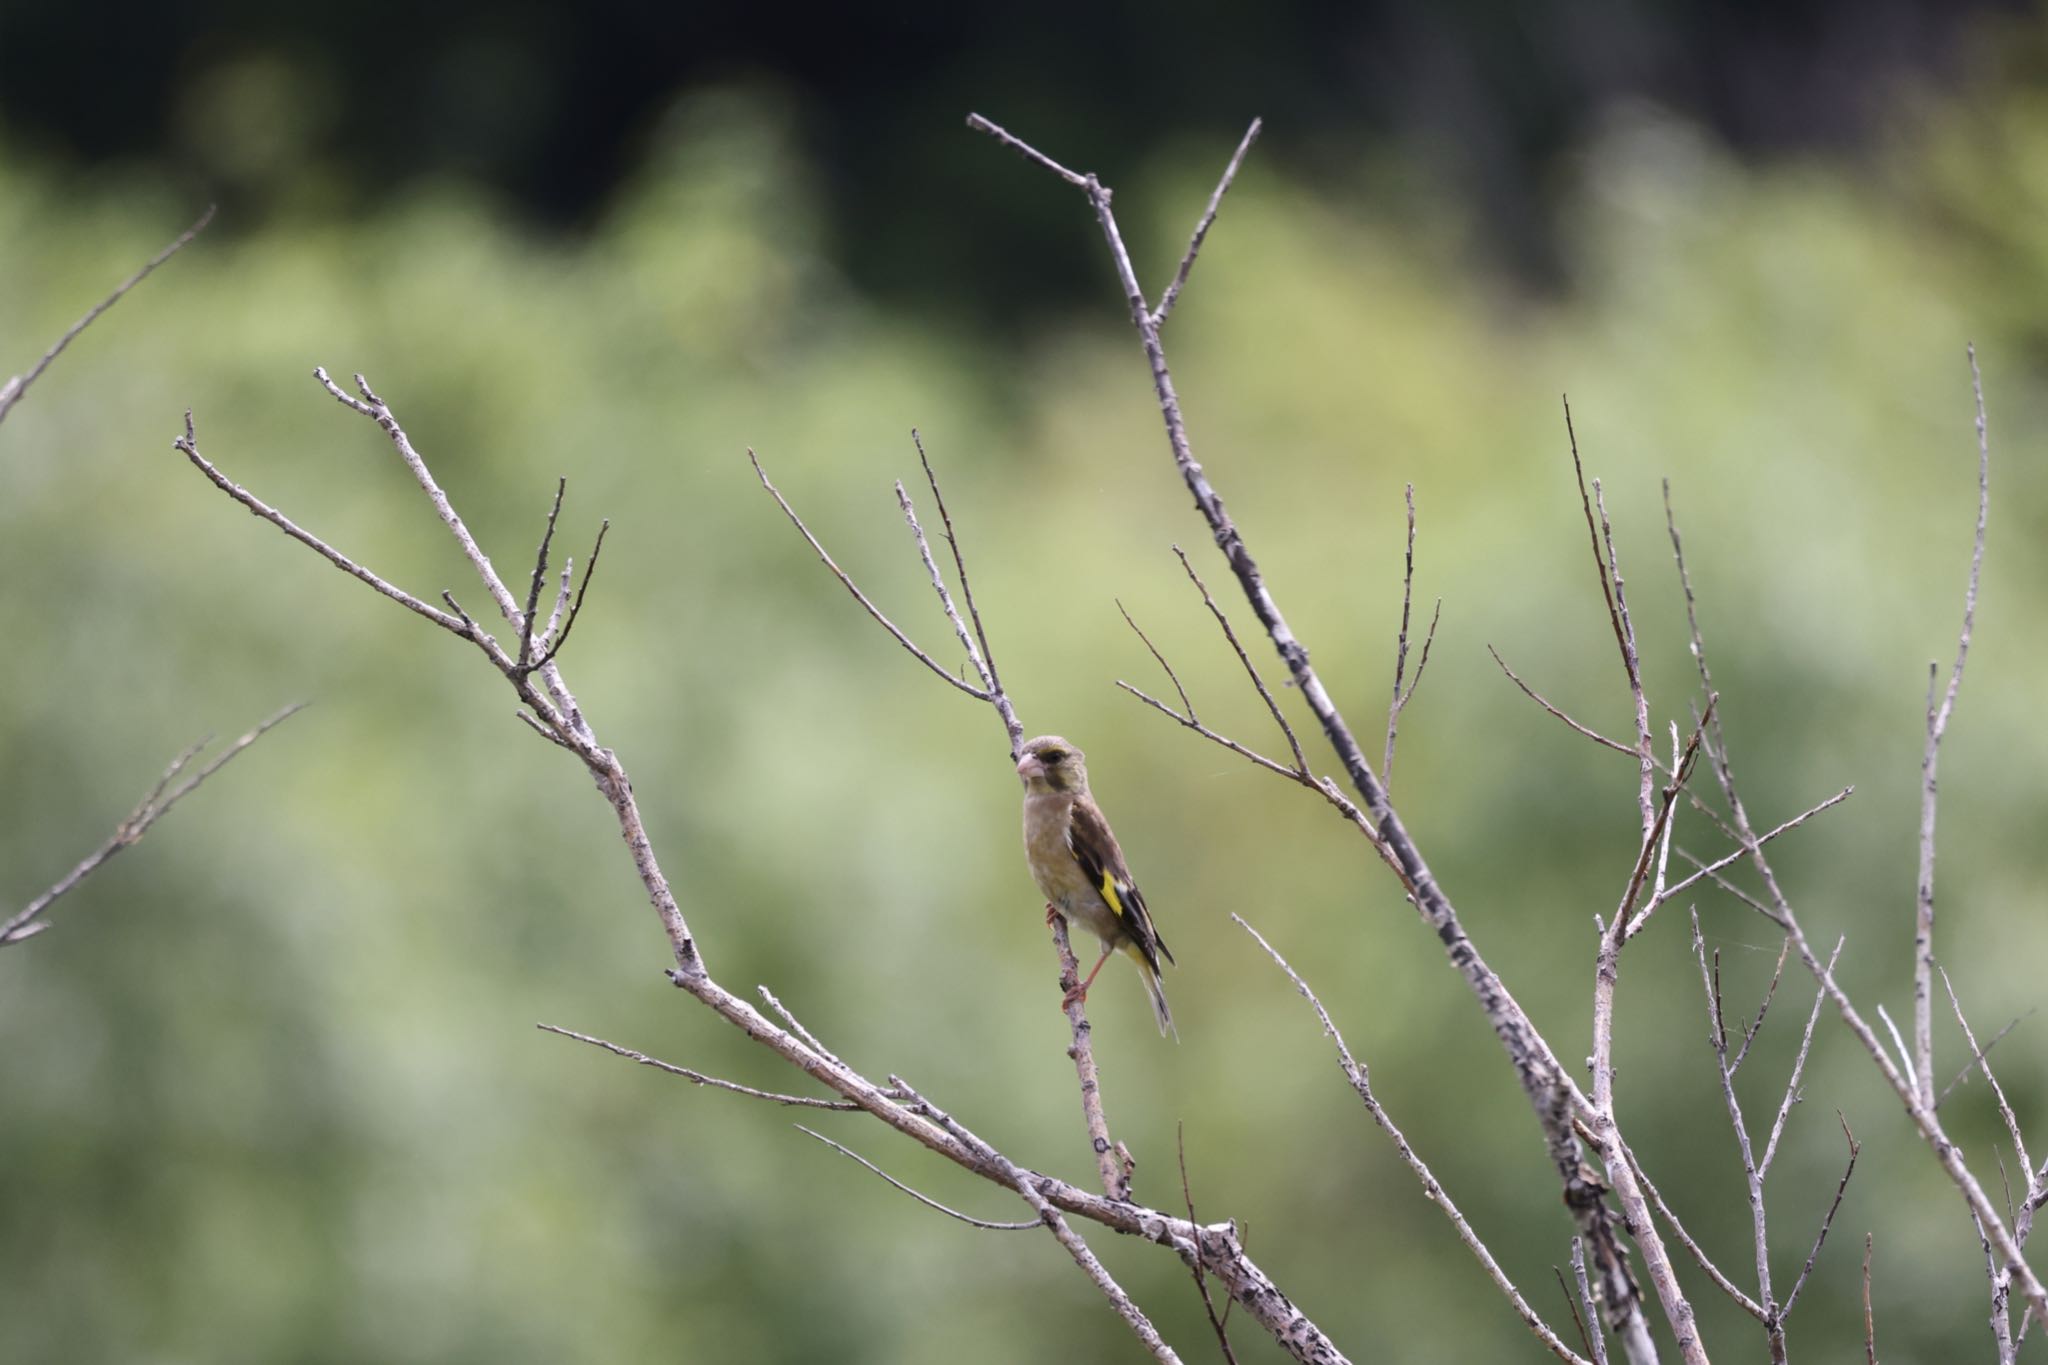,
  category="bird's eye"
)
[1039,749,1065,763]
